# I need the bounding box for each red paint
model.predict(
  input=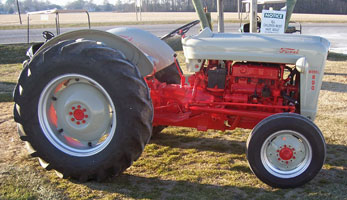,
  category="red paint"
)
[48,104,58,127]
[280,48,299,54]
[279,147,294,160]
[311,74,316,91]
[73,109,85,120]
[147,59,299,131]
[309,70,319,74]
